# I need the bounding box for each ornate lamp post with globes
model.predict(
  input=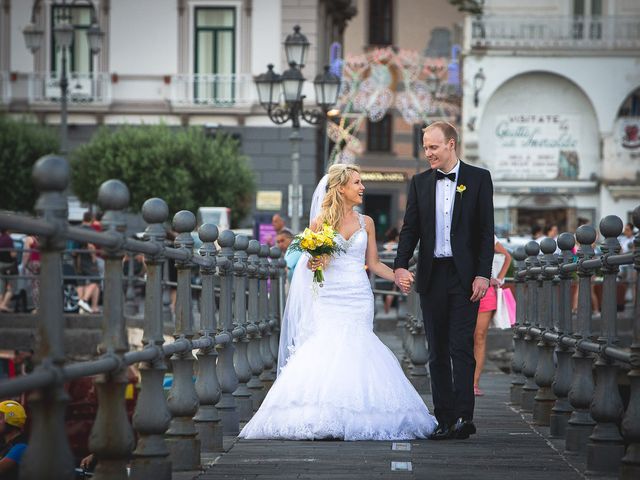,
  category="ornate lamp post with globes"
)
[23,0,104,154]
[254,25,340,233]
